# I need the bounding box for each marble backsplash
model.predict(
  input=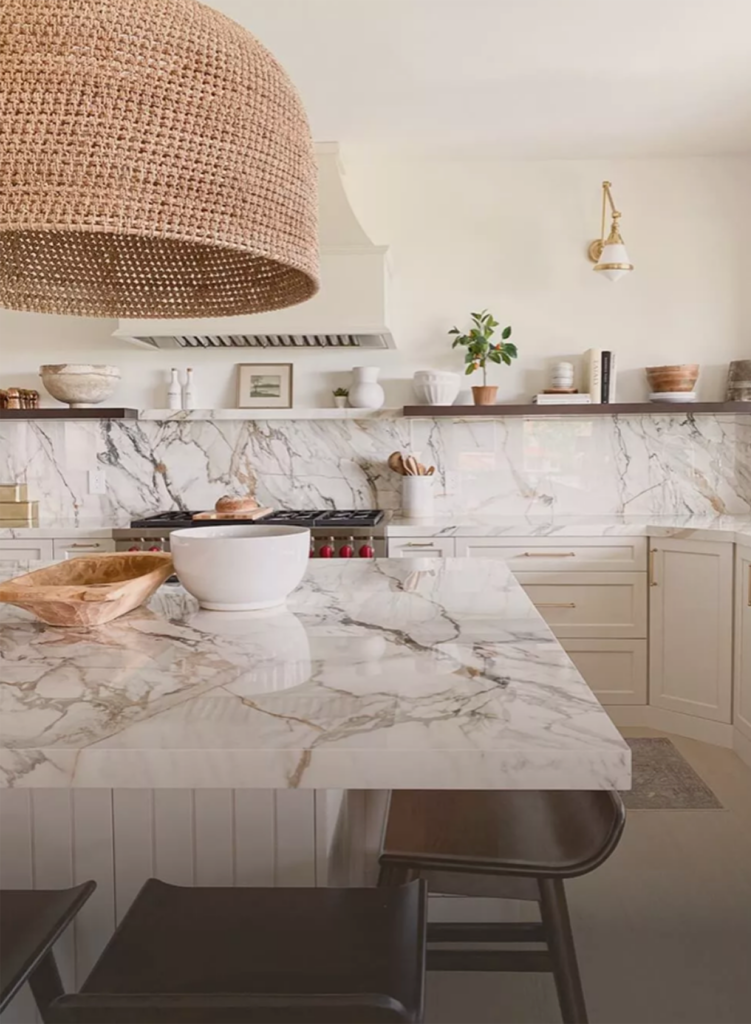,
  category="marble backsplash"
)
[0,412,749,521]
